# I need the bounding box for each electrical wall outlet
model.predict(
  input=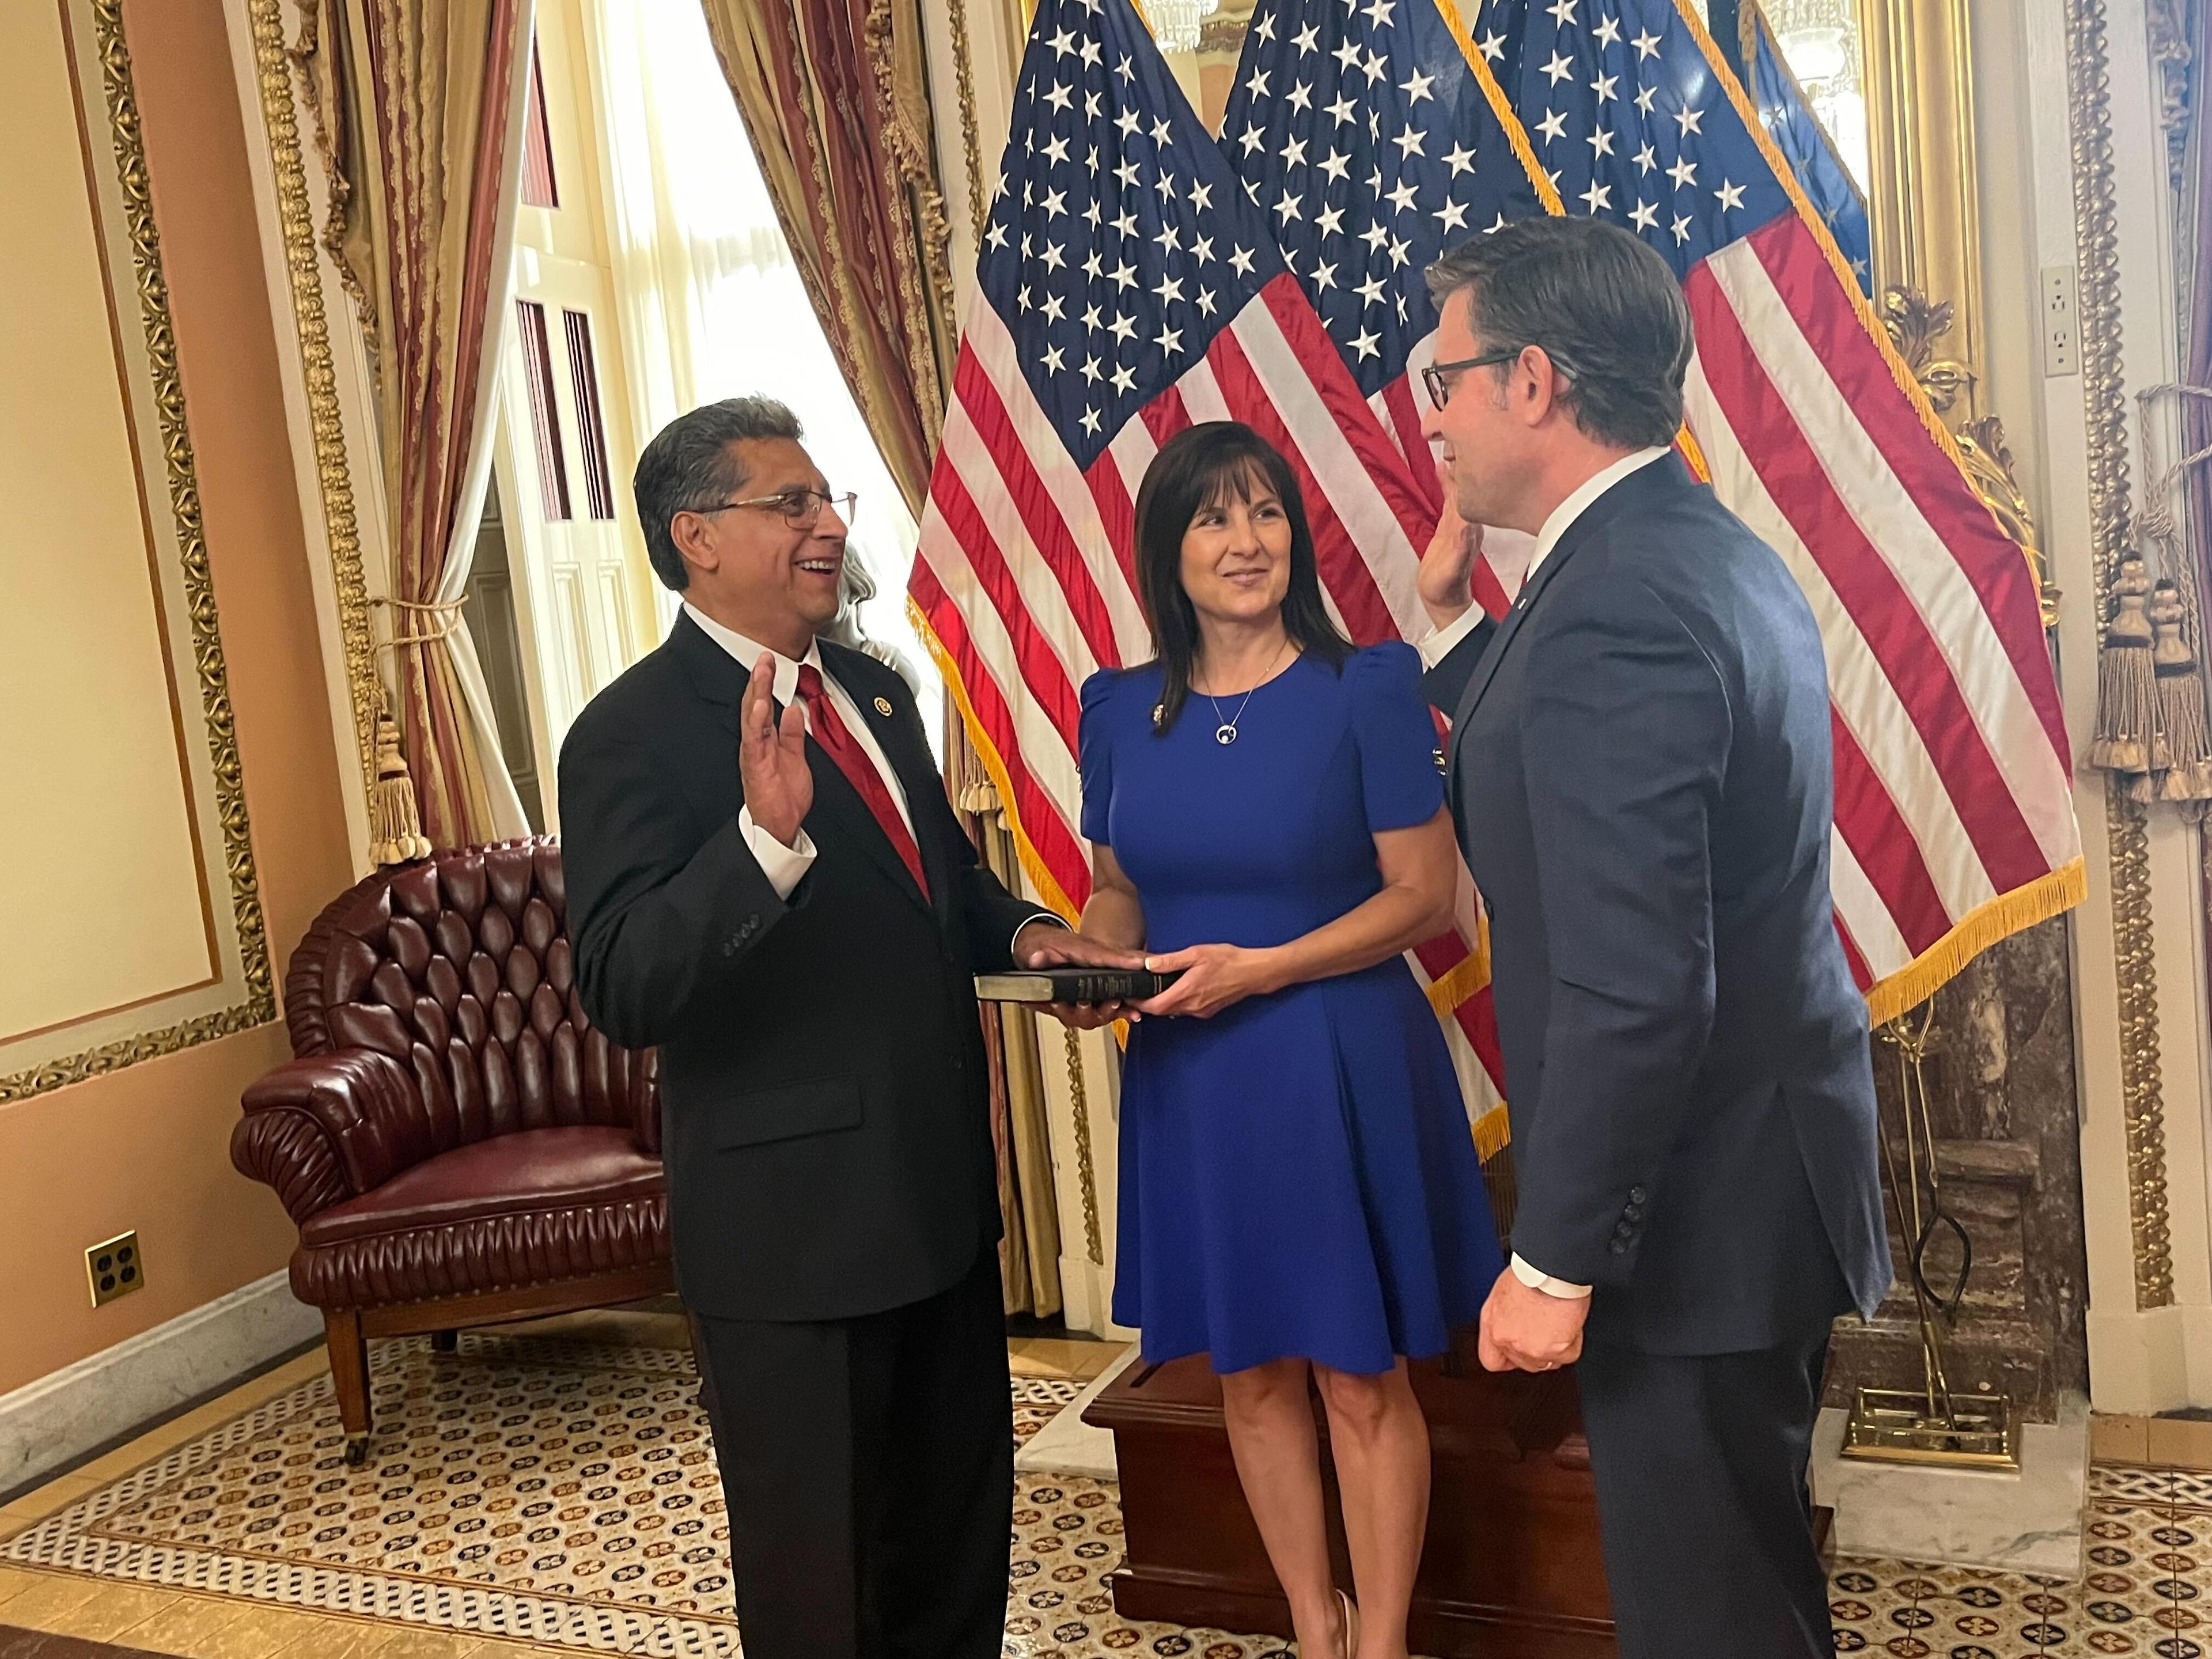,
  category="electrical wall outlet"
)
[2041,265,2079,377]
[86,1230,145,1308]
